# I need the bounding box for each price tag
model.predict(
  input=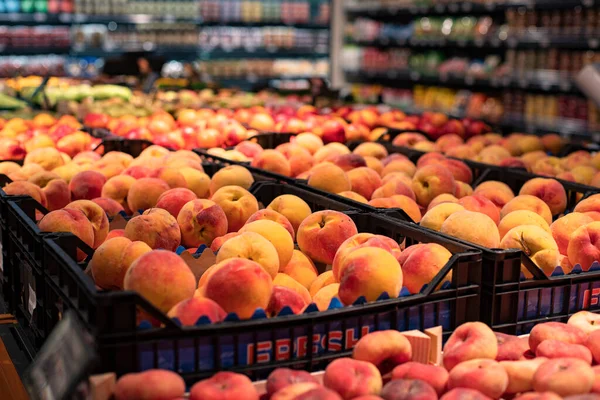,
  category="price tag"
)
[24,311,95,400]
